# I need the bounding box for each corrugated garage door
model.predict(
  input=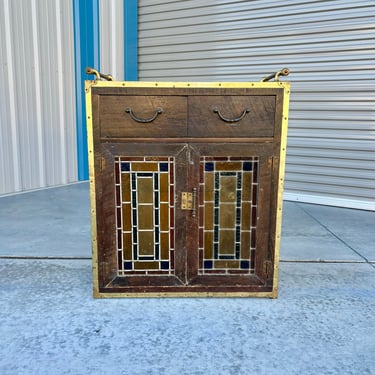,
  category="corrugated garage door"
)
[138,0,375,210]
